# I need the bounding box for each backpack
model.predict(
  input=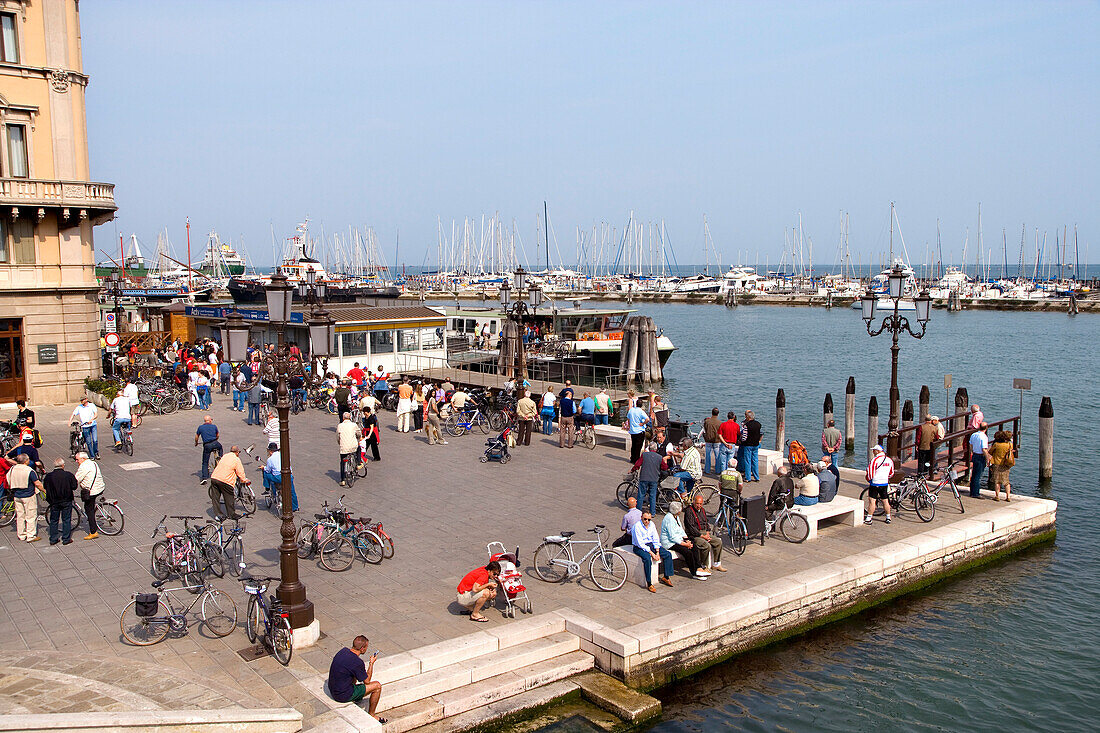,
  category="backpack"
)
[787,440,809,468]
